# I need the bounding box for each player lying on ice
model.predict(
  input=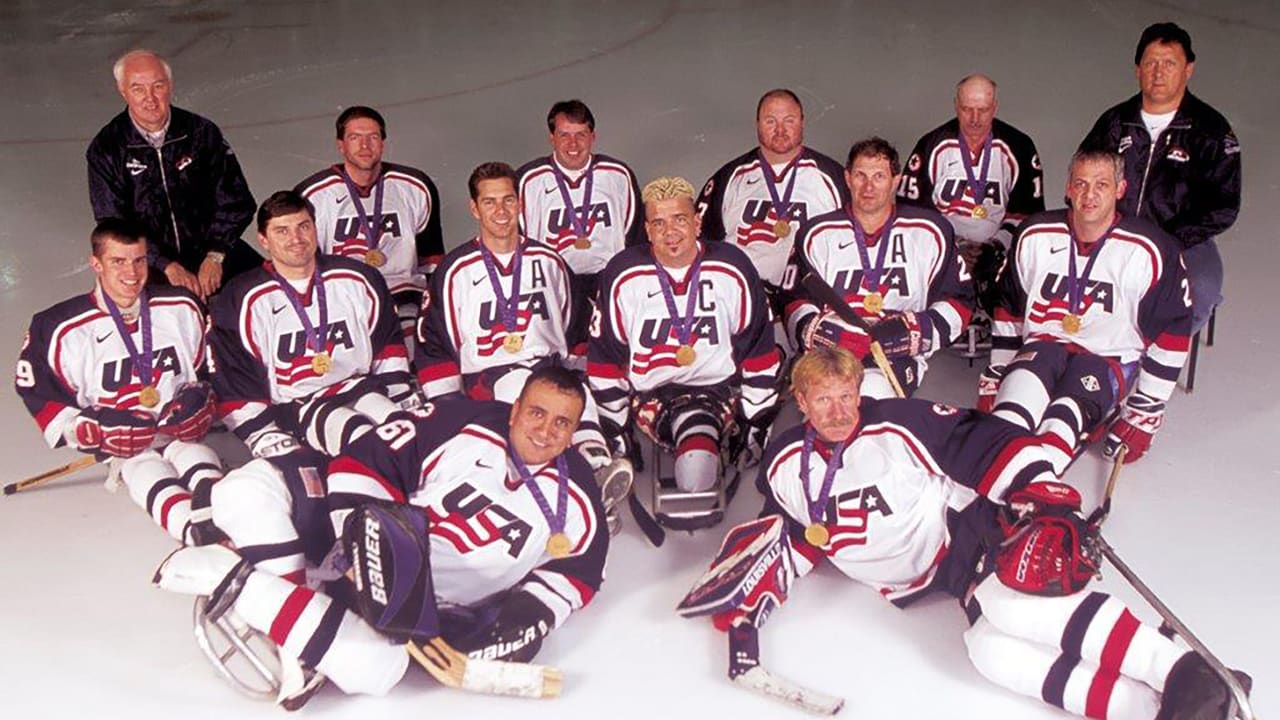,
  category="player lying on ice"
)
[152,366,608,706]
[680,346,1248,720]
